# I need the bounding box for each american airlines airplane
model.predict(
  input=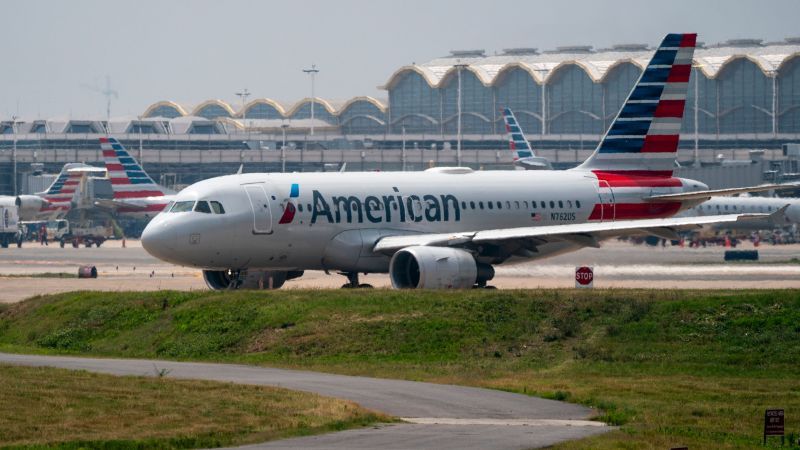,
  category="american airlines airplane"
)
[140,33,790,290]
[95,137,175,219]
[0,163,98,221]
[502,107,552,170]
